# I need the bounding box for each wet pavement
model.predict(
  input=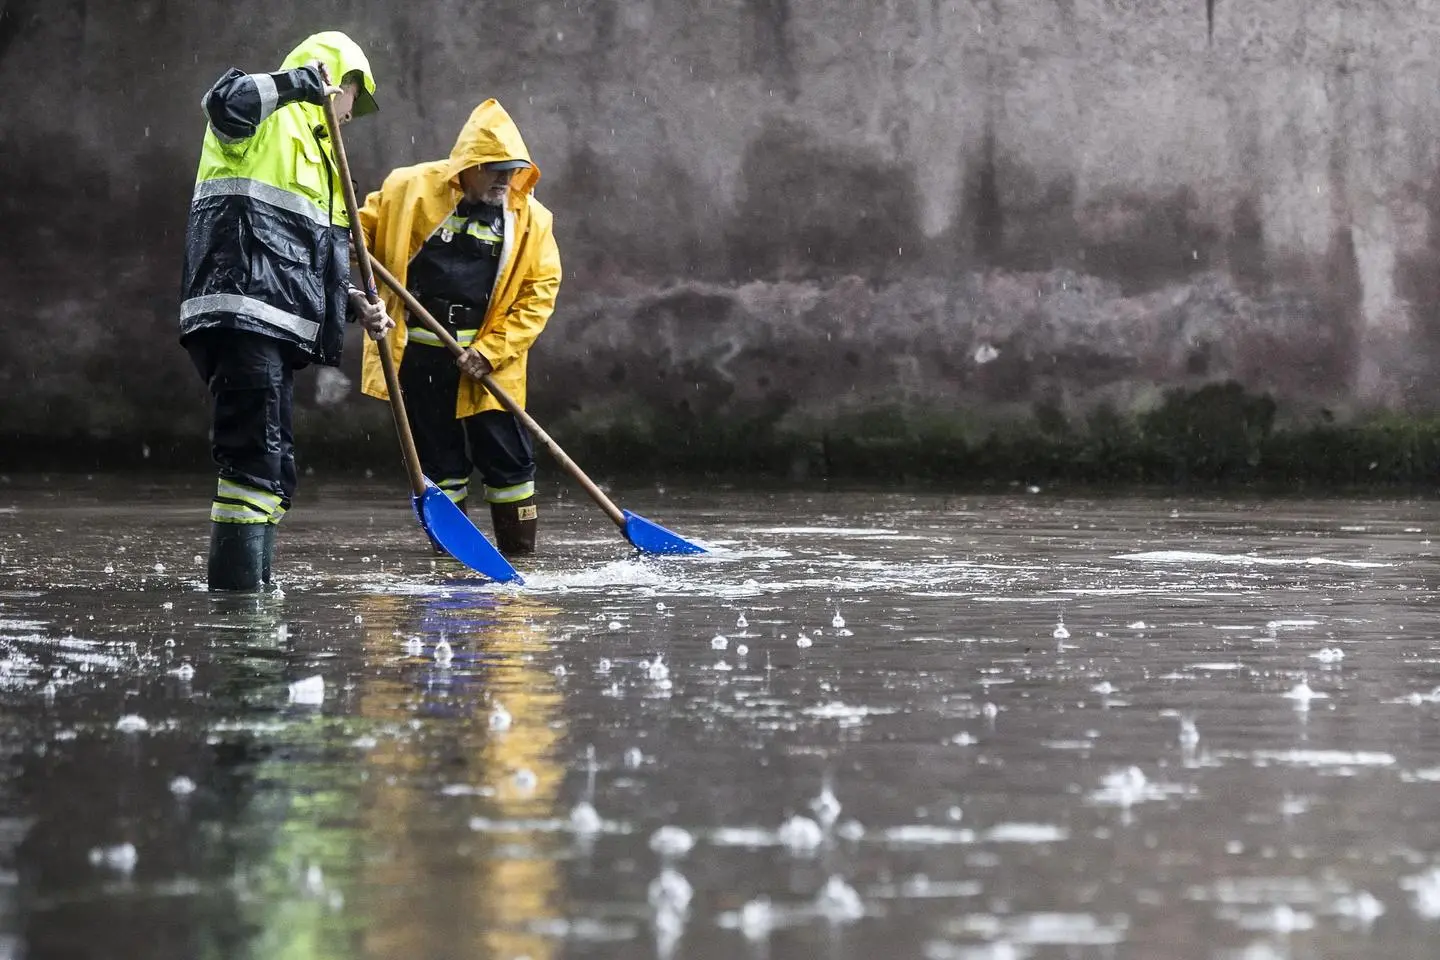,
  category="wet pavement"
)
[2,473,1440,959]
